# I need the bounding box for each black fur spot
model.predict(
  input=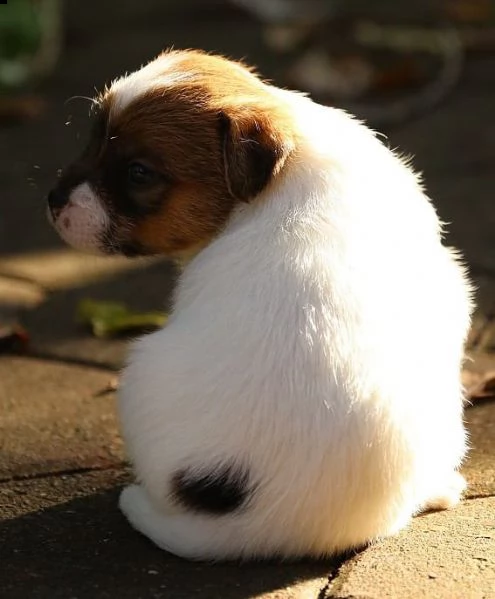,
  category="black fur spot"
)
[171,463,253,515]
